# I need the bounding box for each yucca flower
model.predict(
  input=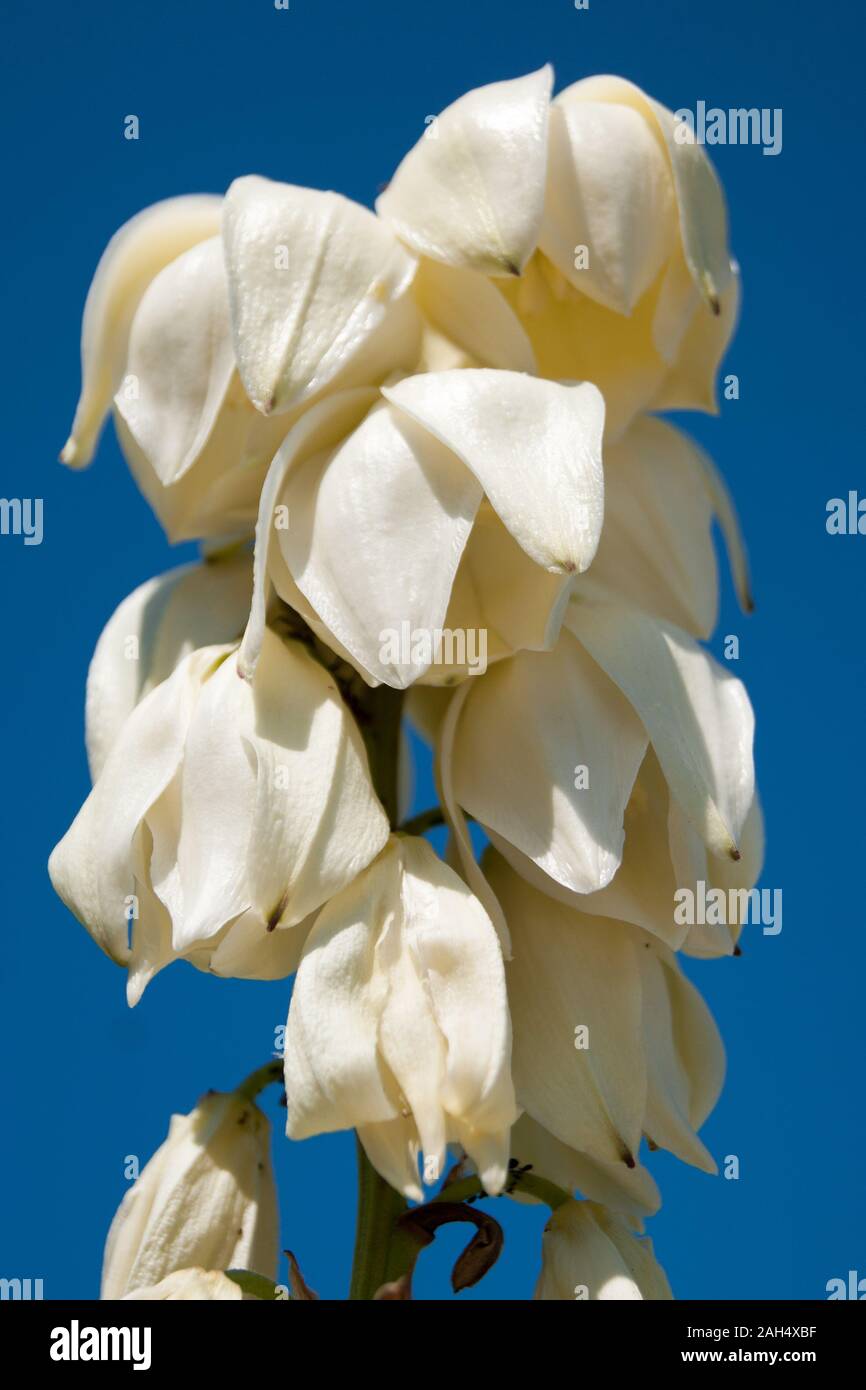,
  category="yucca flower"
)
[535,1200,672,1300]
[101,1088,278,1300]
[51,60,762,1302]
[283,834,517,1200]
[378,67,737,439]
[49,627,388,1002]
